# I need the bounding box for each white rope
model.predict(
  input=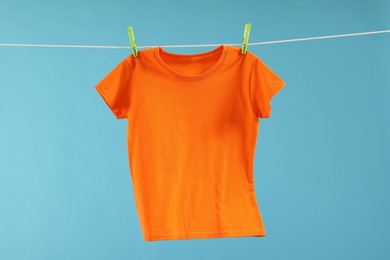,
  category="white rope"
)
[0,29,389,49]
